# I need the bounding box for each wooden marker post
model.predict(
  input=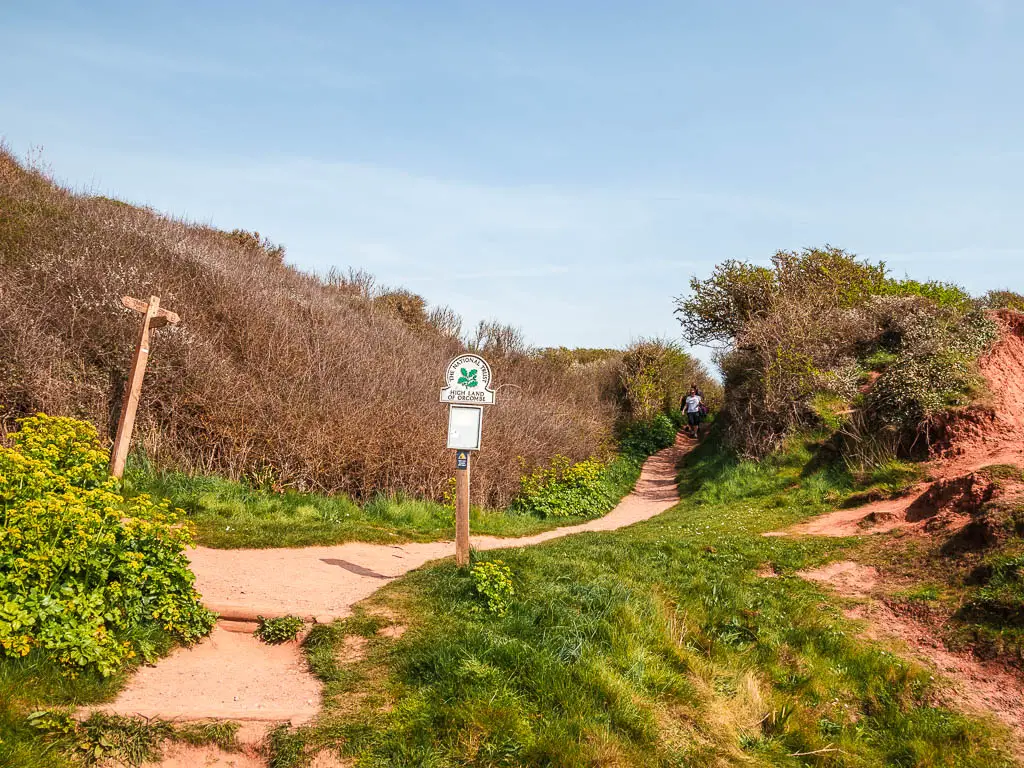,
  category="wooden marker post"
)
[455,450,471,566]
[109,295,181,479]
[441,355,496,567]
